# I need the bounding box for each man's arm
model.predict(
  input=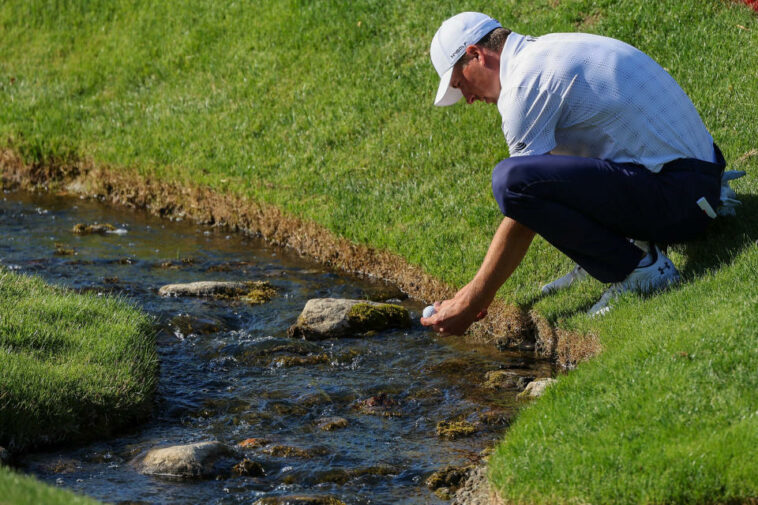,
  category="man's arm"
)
[421,216,535,335]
